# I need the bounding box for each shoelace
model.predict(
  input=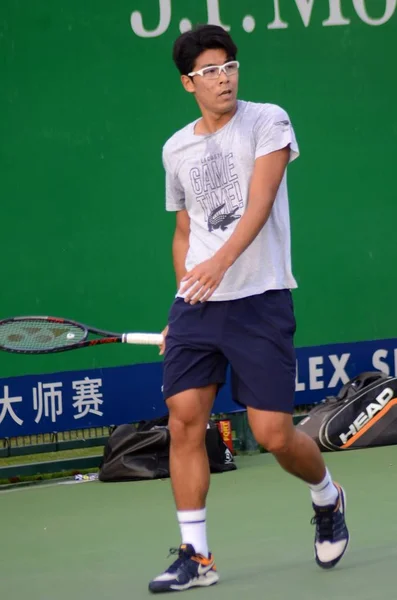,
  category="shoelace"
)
[311,510,336,541]
[166,547,191,574]
[166,547,202,578]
